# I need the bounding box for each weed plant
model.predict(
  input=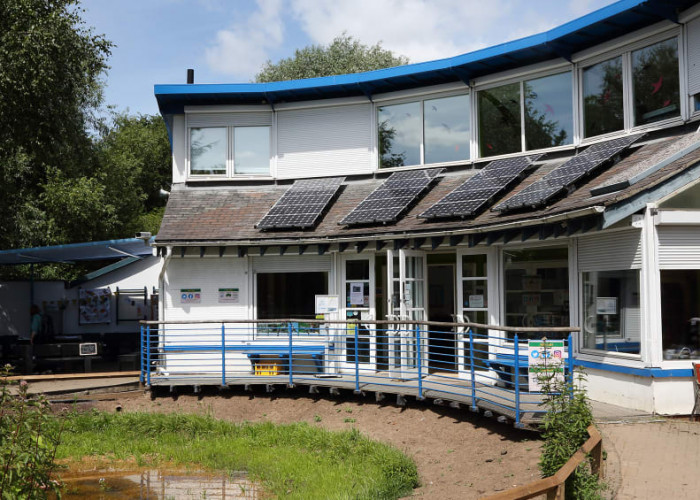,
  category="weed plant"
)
[539,364,605,500]
[58,411,419,499]
[0,365,62,499]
